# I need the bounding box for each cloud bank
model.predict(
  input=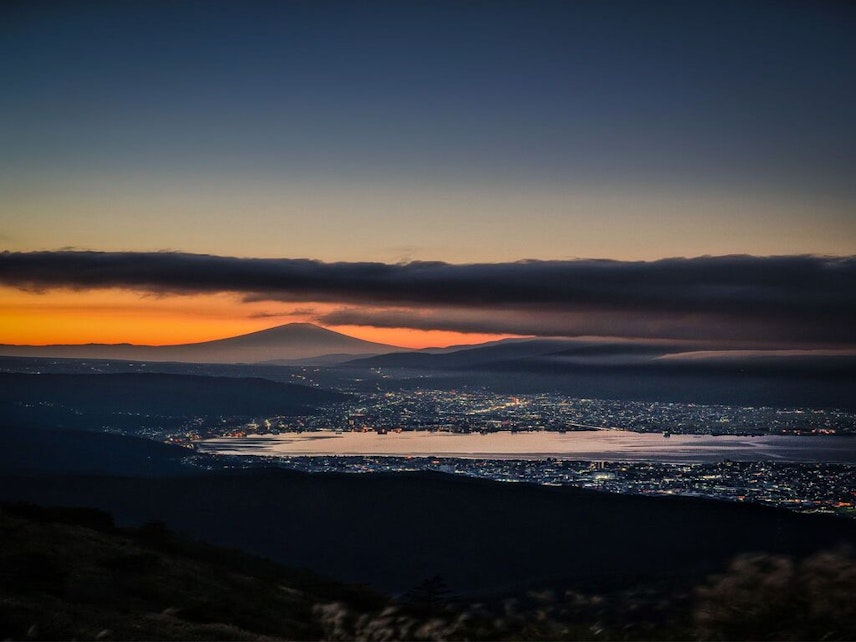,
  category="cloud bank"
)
[2,251,854,345]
